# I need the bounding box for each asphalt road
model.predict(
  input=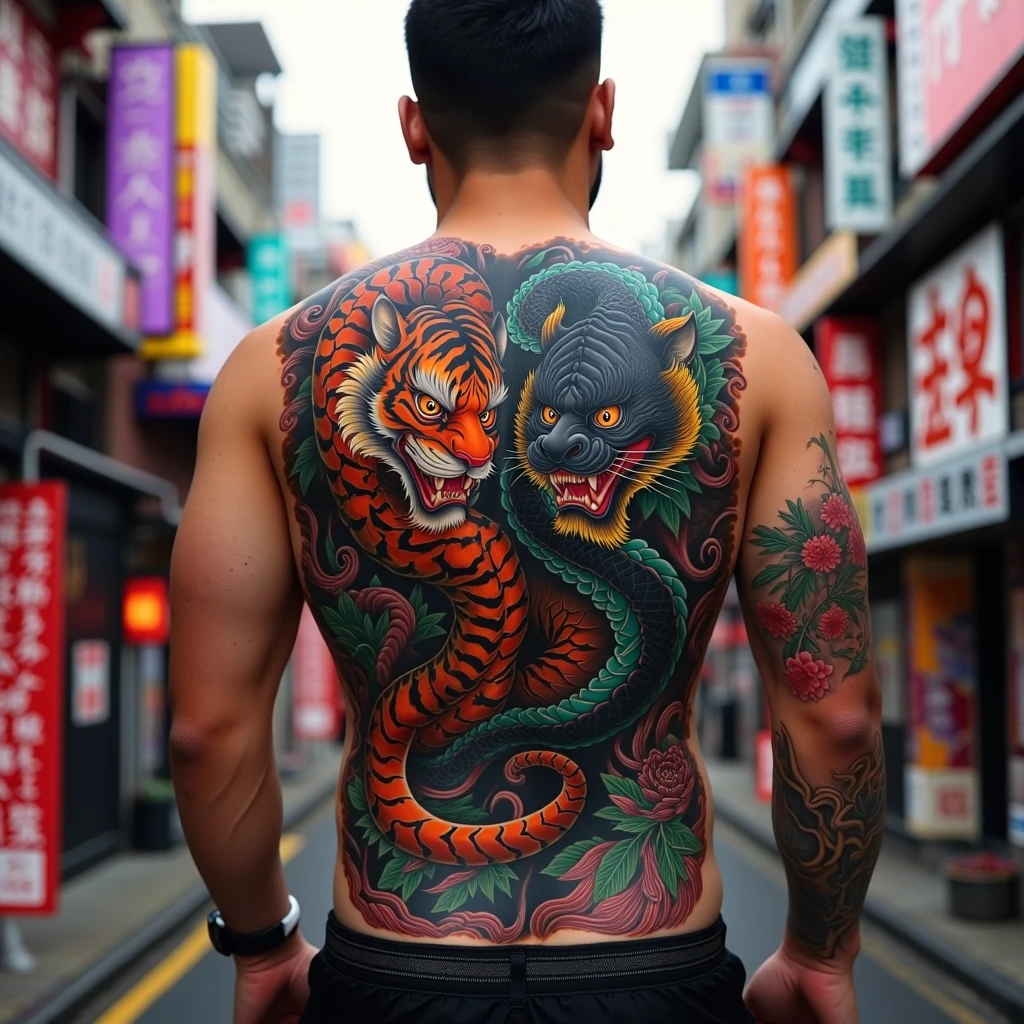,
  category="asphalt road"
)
[76,802,1008,1024]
